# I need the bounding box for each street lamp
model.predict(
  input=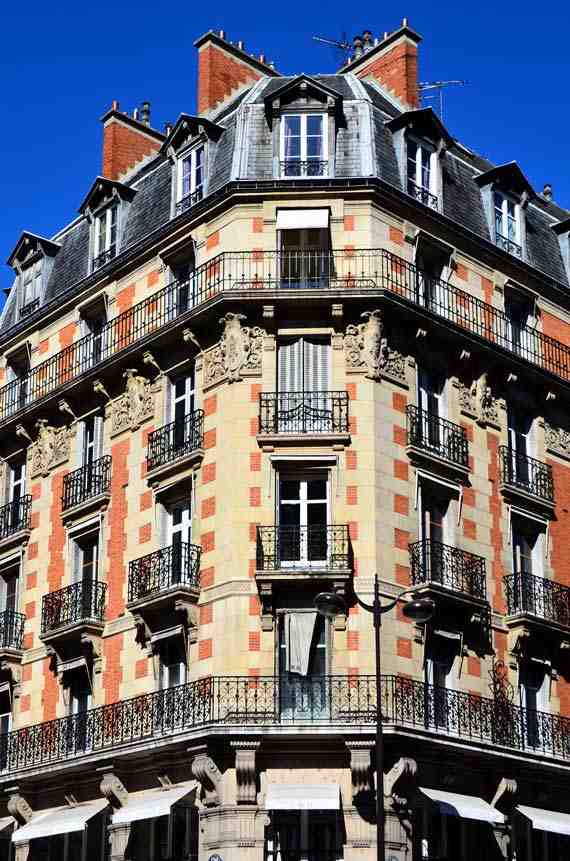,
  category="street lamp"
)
[314,575,435,861]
